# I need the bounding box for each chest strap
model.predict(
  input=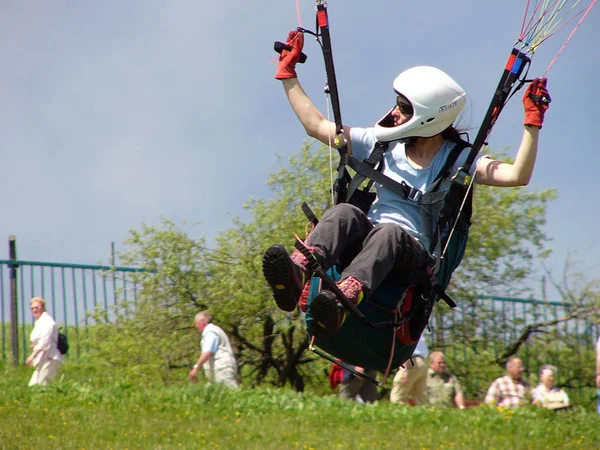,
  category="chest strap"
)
[345,140,470,205]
